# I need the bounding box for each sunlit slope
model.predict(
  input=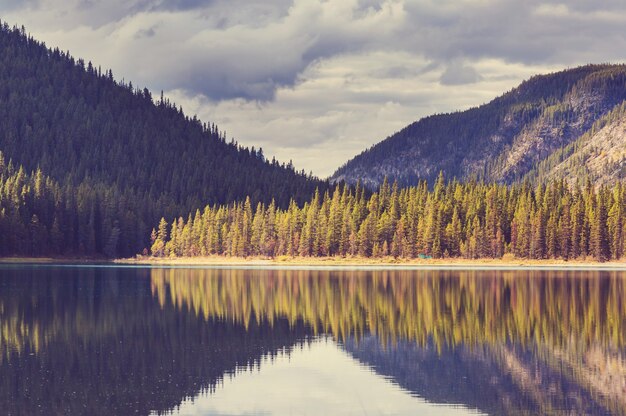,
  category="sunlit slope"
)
[333,65,626,188]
